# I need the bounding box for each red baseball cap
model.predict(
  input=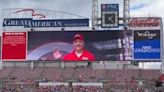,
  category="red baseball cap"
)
[73,34,84,41]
